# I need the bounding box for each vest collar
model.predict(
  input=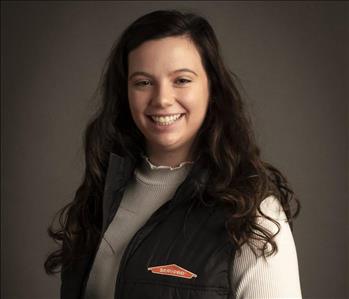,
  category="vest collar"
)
[103,152,136,192]
[101,152,136,232]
